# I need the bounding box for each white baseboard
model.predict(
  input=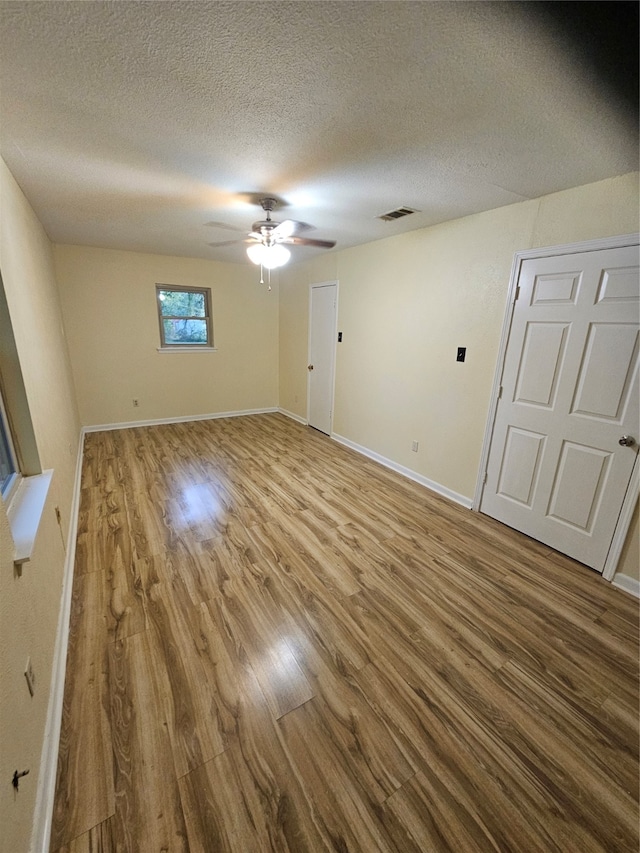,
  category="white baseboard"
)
[331,432,473,509]
[611,573,640,599]
[30,432,86,853]
[278,407,308,426]
[84,407,278,433]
